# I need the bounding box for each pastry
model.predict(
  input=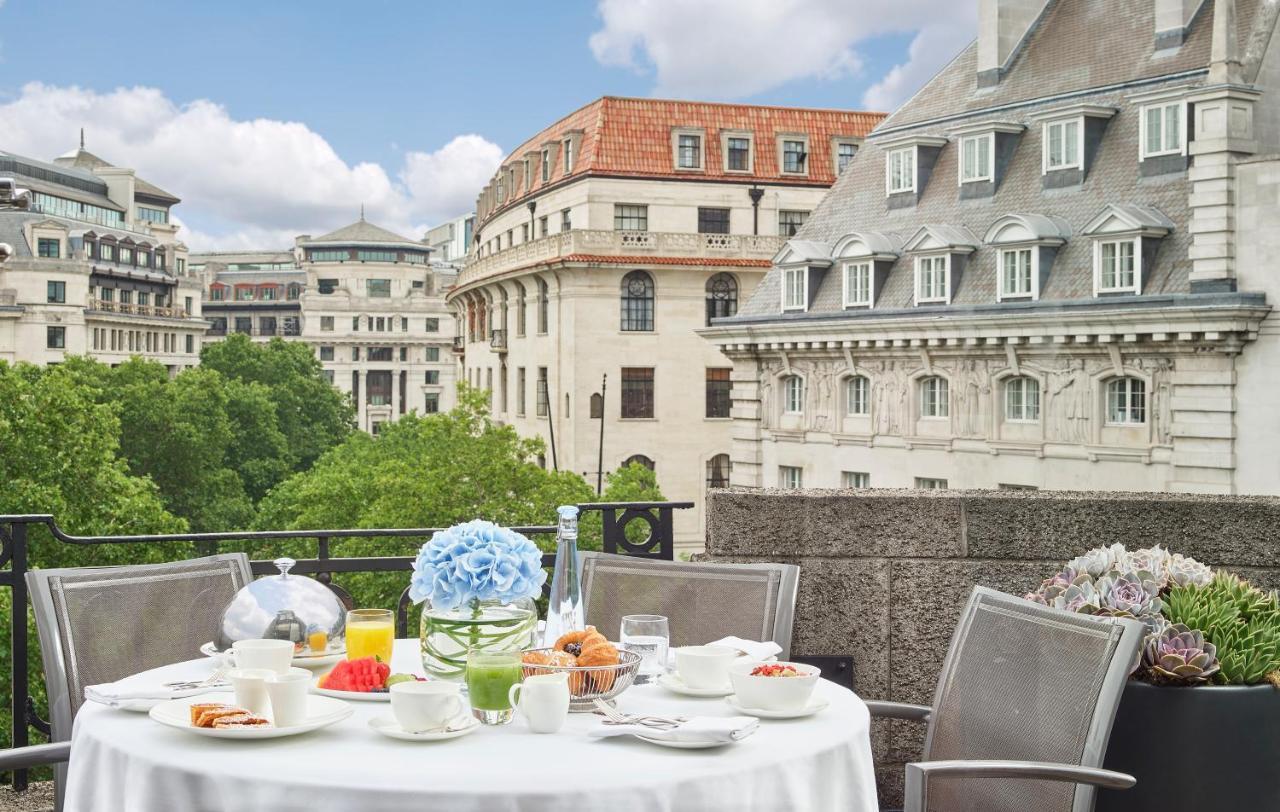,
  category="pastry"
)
[189,703,229,726]
[212,713,270,728]
[552,626,621,694]
[194,705,250,728]
[523,649,587,692]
